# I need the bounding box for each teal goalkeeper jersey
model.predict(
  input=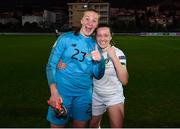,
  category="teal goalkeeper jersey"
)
[46,32,105,96]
